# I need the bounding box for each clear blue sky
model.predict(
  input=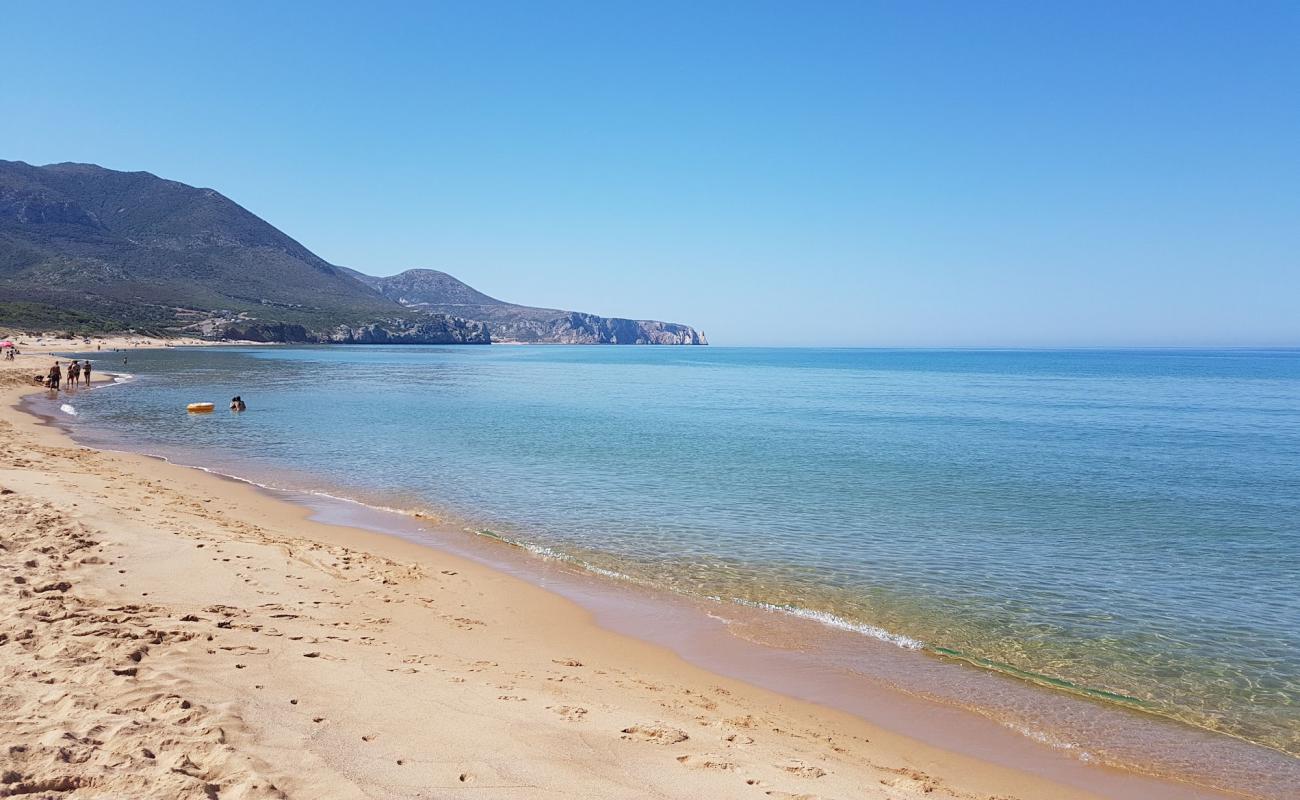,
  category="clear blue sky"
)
[2,2,1297,346]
